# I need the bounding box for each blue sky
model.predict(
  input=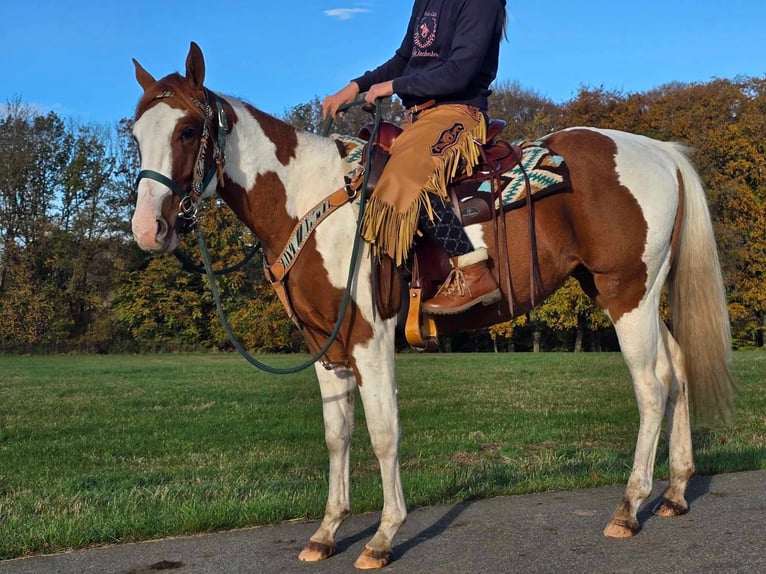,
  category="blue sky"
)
[2,0,764,125]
